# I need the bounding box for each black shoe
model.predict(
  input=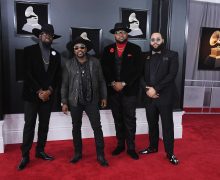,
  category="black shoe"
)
[139,147,158,155]
[112,146,125,156]
[127,150,139,160]
[35,152,54,160]
[167,154,179,165]
[97,156,109,167]
[17,157,30,170]
[70,154,82,164]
